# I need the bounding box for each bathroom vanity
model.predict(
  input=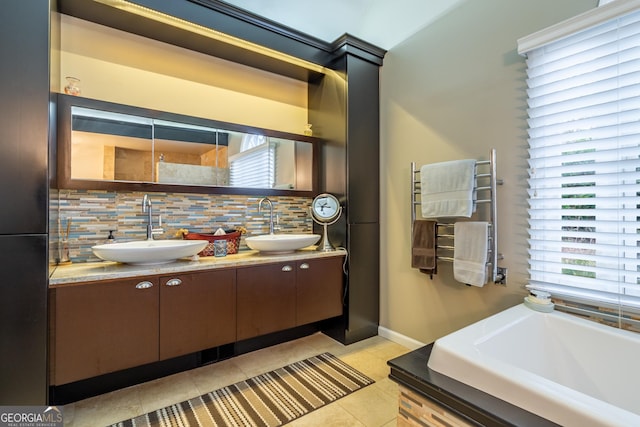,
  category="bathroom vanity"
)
[48,250,345,403]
